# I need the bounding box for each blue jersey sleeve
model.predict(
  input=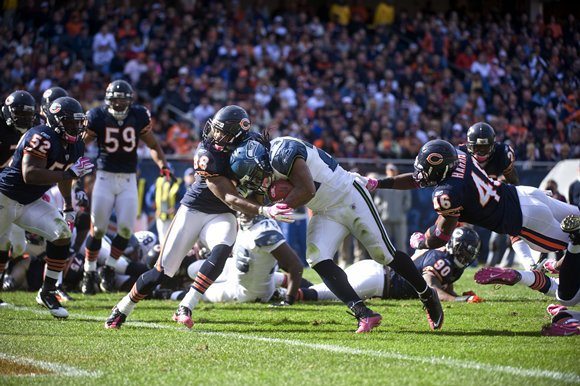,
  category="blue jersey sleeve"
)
[23,130,52,160]
[432,183,463,217]
[86,107,104,135]
[271,140,307,177]
[498,144,515,175]
[133,105,152,135]
[193,144,230,178]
